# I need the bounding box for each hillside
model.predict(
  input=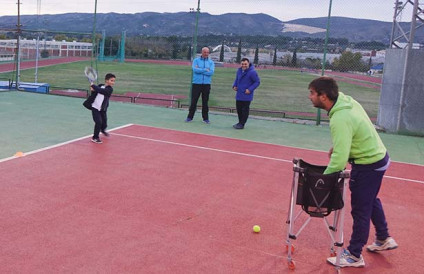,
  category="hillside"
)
[285,17,401,45]
[0,12,419,43]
